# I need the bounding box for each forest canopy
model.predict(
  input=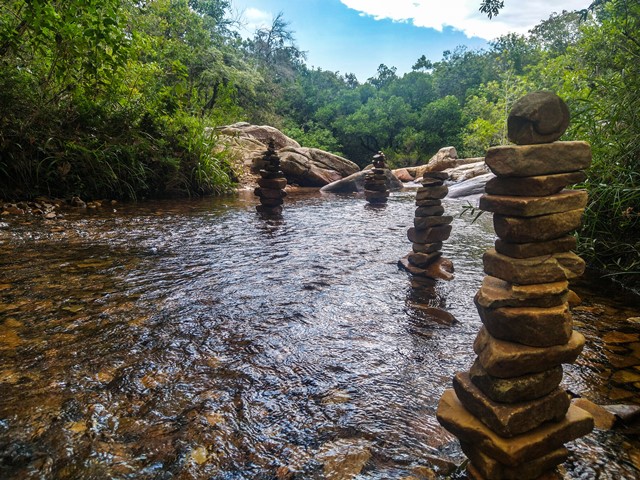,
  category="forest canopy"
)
[0,0,638,278]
